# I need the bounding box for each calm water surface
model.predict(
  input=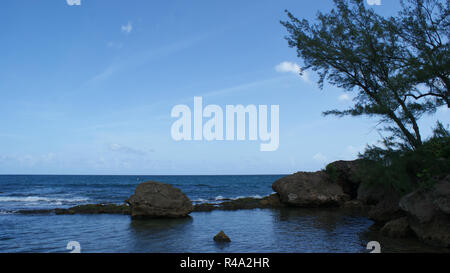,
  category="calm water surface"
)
[0,175,447,253]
